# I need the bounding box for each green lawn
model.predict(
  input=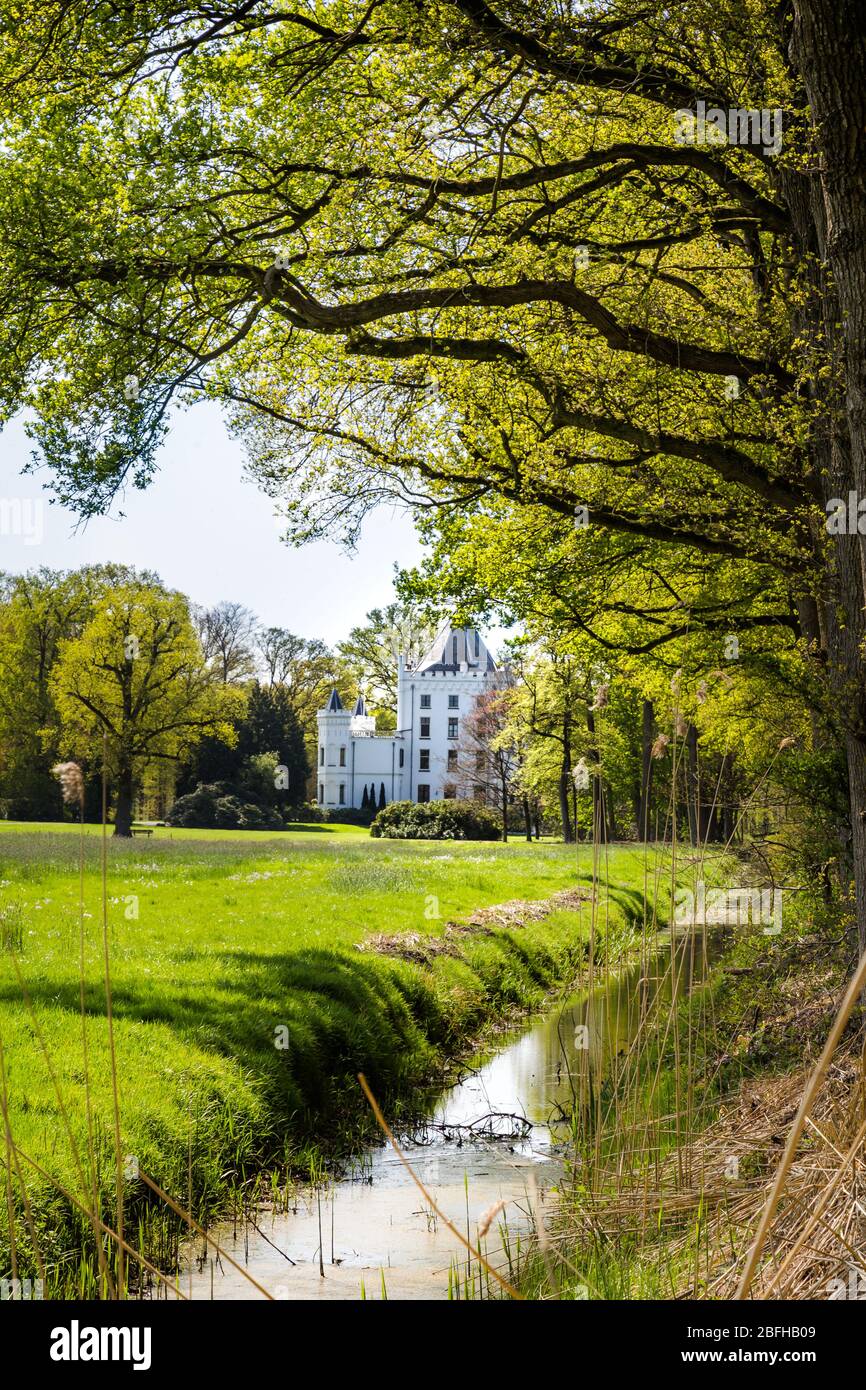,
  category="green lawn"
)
[0,817,369,839]
[0,821,702,1293]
